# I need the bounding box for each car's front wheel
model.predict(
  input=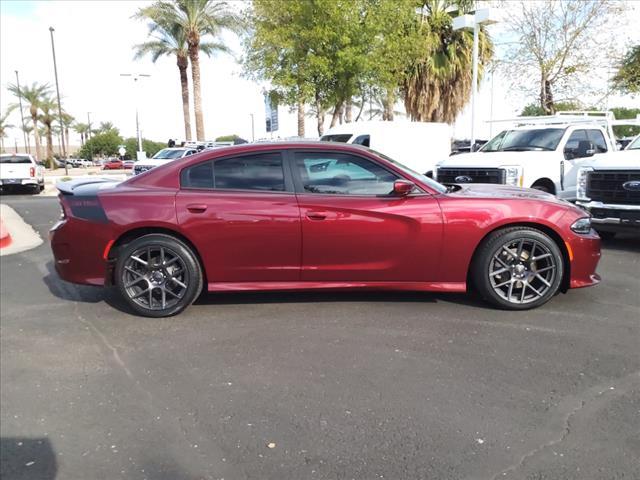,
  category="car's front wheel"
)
[471,227,564,310]
[115,234,203,317]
